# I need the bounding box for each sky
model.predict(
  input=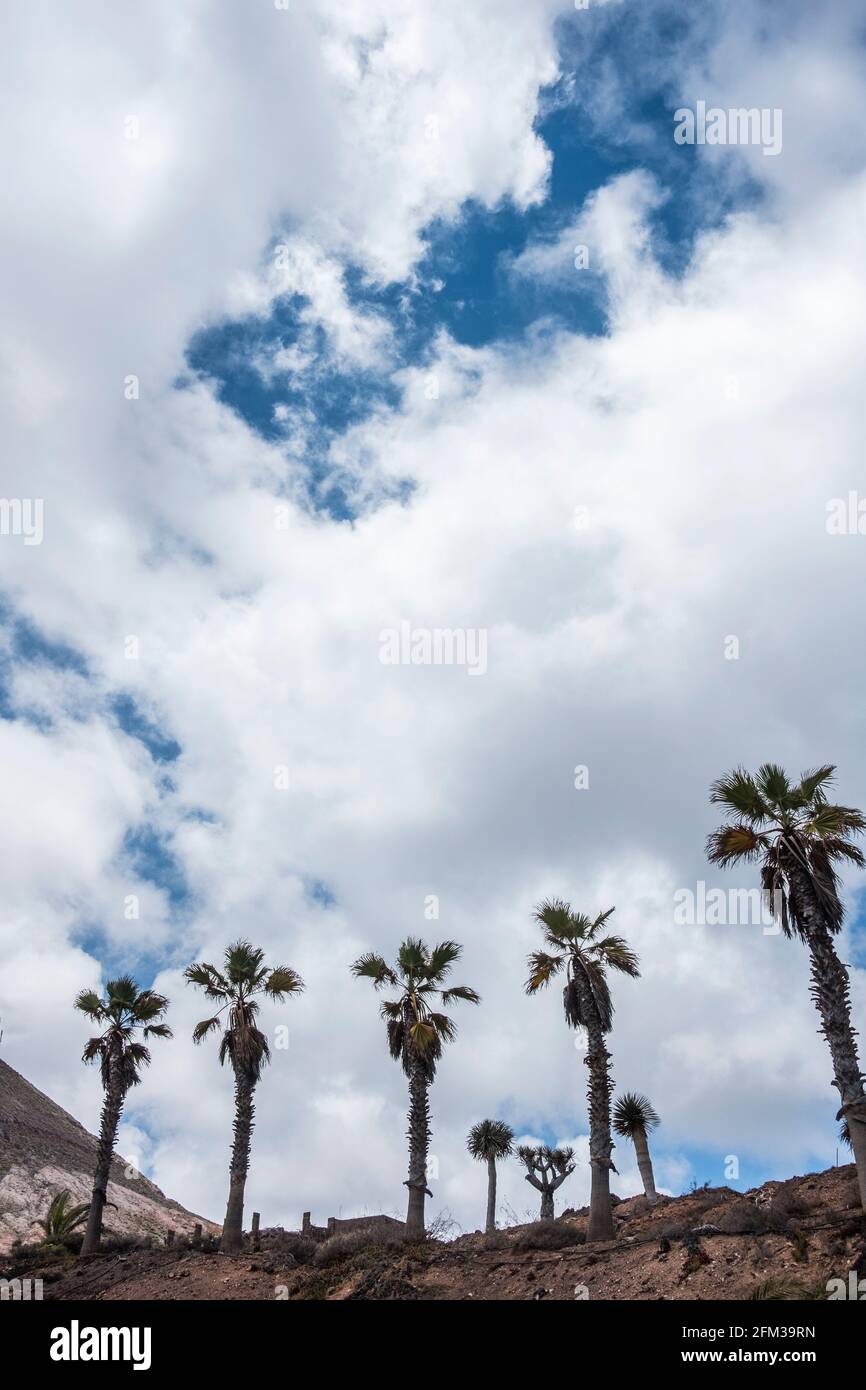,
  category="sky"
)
[2,0,866,1235]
